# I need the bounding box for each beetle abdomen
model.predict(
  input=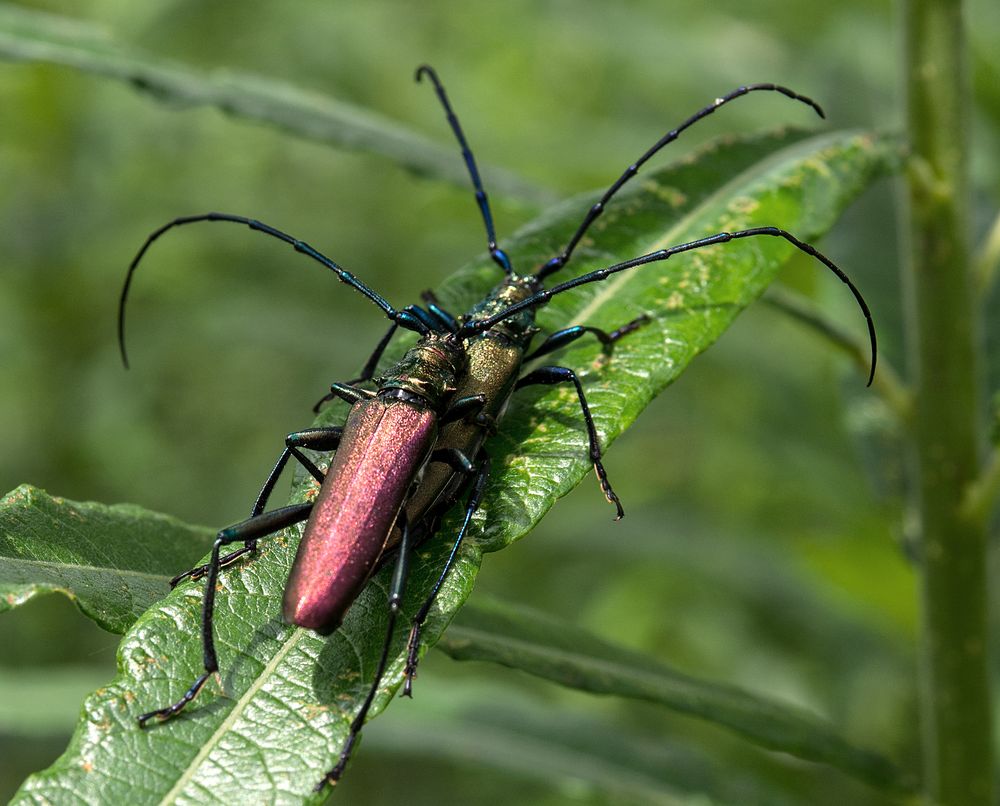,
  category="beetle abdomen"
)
[283,397,437,635]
